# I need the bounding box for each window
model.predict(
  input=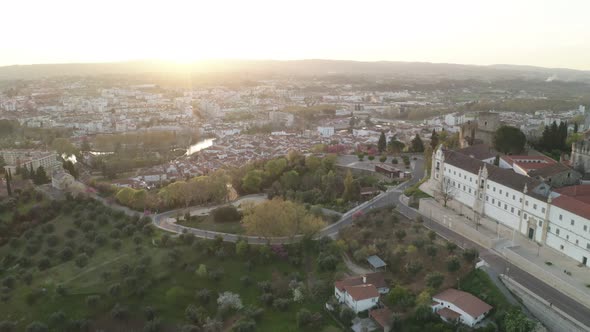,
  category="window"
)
[487,184,489,189]
[525,201,529,206]
[571,220,575,226]
[493,187,496,192]
[517,210,521,216]
[511,207,514,213]
[498,201,501,207]
[512,195,515,200]
[524,213,528,220]
[468,188,472,194]
[538,220,542,227]
[584,225,588,231]
[542,207,545,213]
[556,229,560,235]
[559,215,563,221]
[533,204,537,210]
[519,198,522,203]
[504,204,507,210]
[499,189,503,194]
[566,235,569,240]
[492,198,495,204]
[486,196,489,202]
[576,240,579,245]
[560,245,564,250]
[587,243,590,250]
[506,192,509,197]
